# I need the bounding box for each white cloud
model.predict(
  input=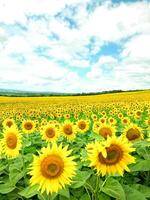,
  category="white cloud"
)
[0,0,150,92]
[86,66,103,80]
[98,56,117,65]
[121,34,150,62]
[82,1,150,42]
